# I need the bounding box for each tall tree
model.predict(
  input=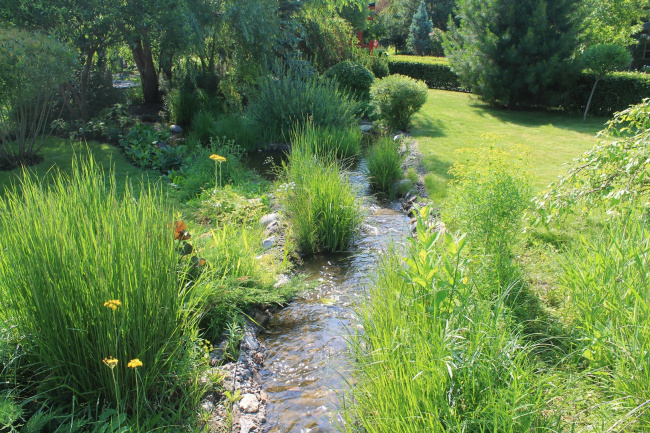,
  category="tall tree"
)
[407,1,434,55]
[578,0,650,47]
[444,0,580,108]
